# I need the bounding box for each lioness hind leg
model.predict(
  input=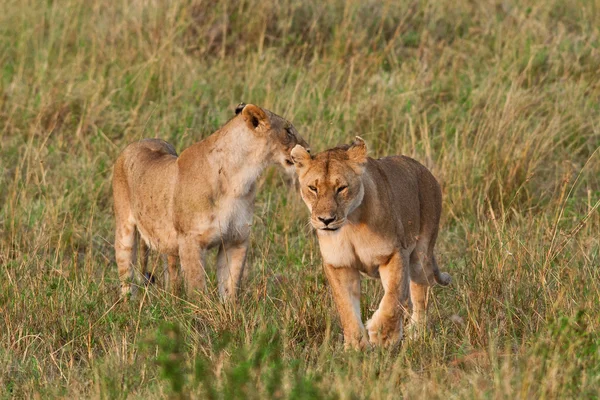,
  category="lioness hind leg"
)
[407,239,451,336]
[407,241,434,335]
[115,215,137,299]
[409,249,429,327]
[139,239,155,286]
[407,243,430,330]
[114,157,138,299]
